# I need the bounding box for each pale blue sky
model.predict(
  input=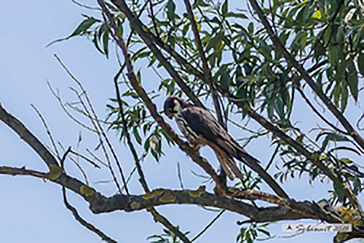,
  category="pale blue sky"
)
[0,0,360,242]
